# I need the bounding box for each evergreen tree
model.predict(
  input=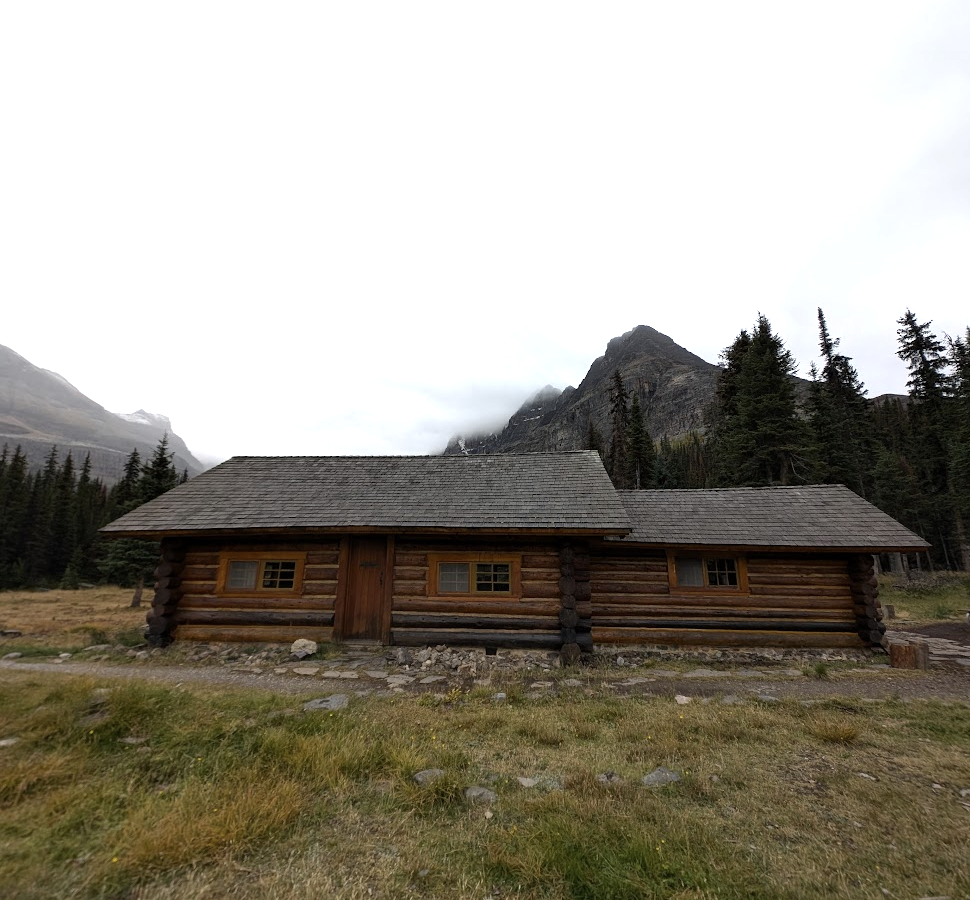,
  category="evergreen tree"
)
[139,433,180,502]
[708,316,812,486]
[584,418,605,460]
[947,328,970,568]
[0,446,30,588]
[806,309,873,495]
[605,370,631,488]
[624,394,657,489]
